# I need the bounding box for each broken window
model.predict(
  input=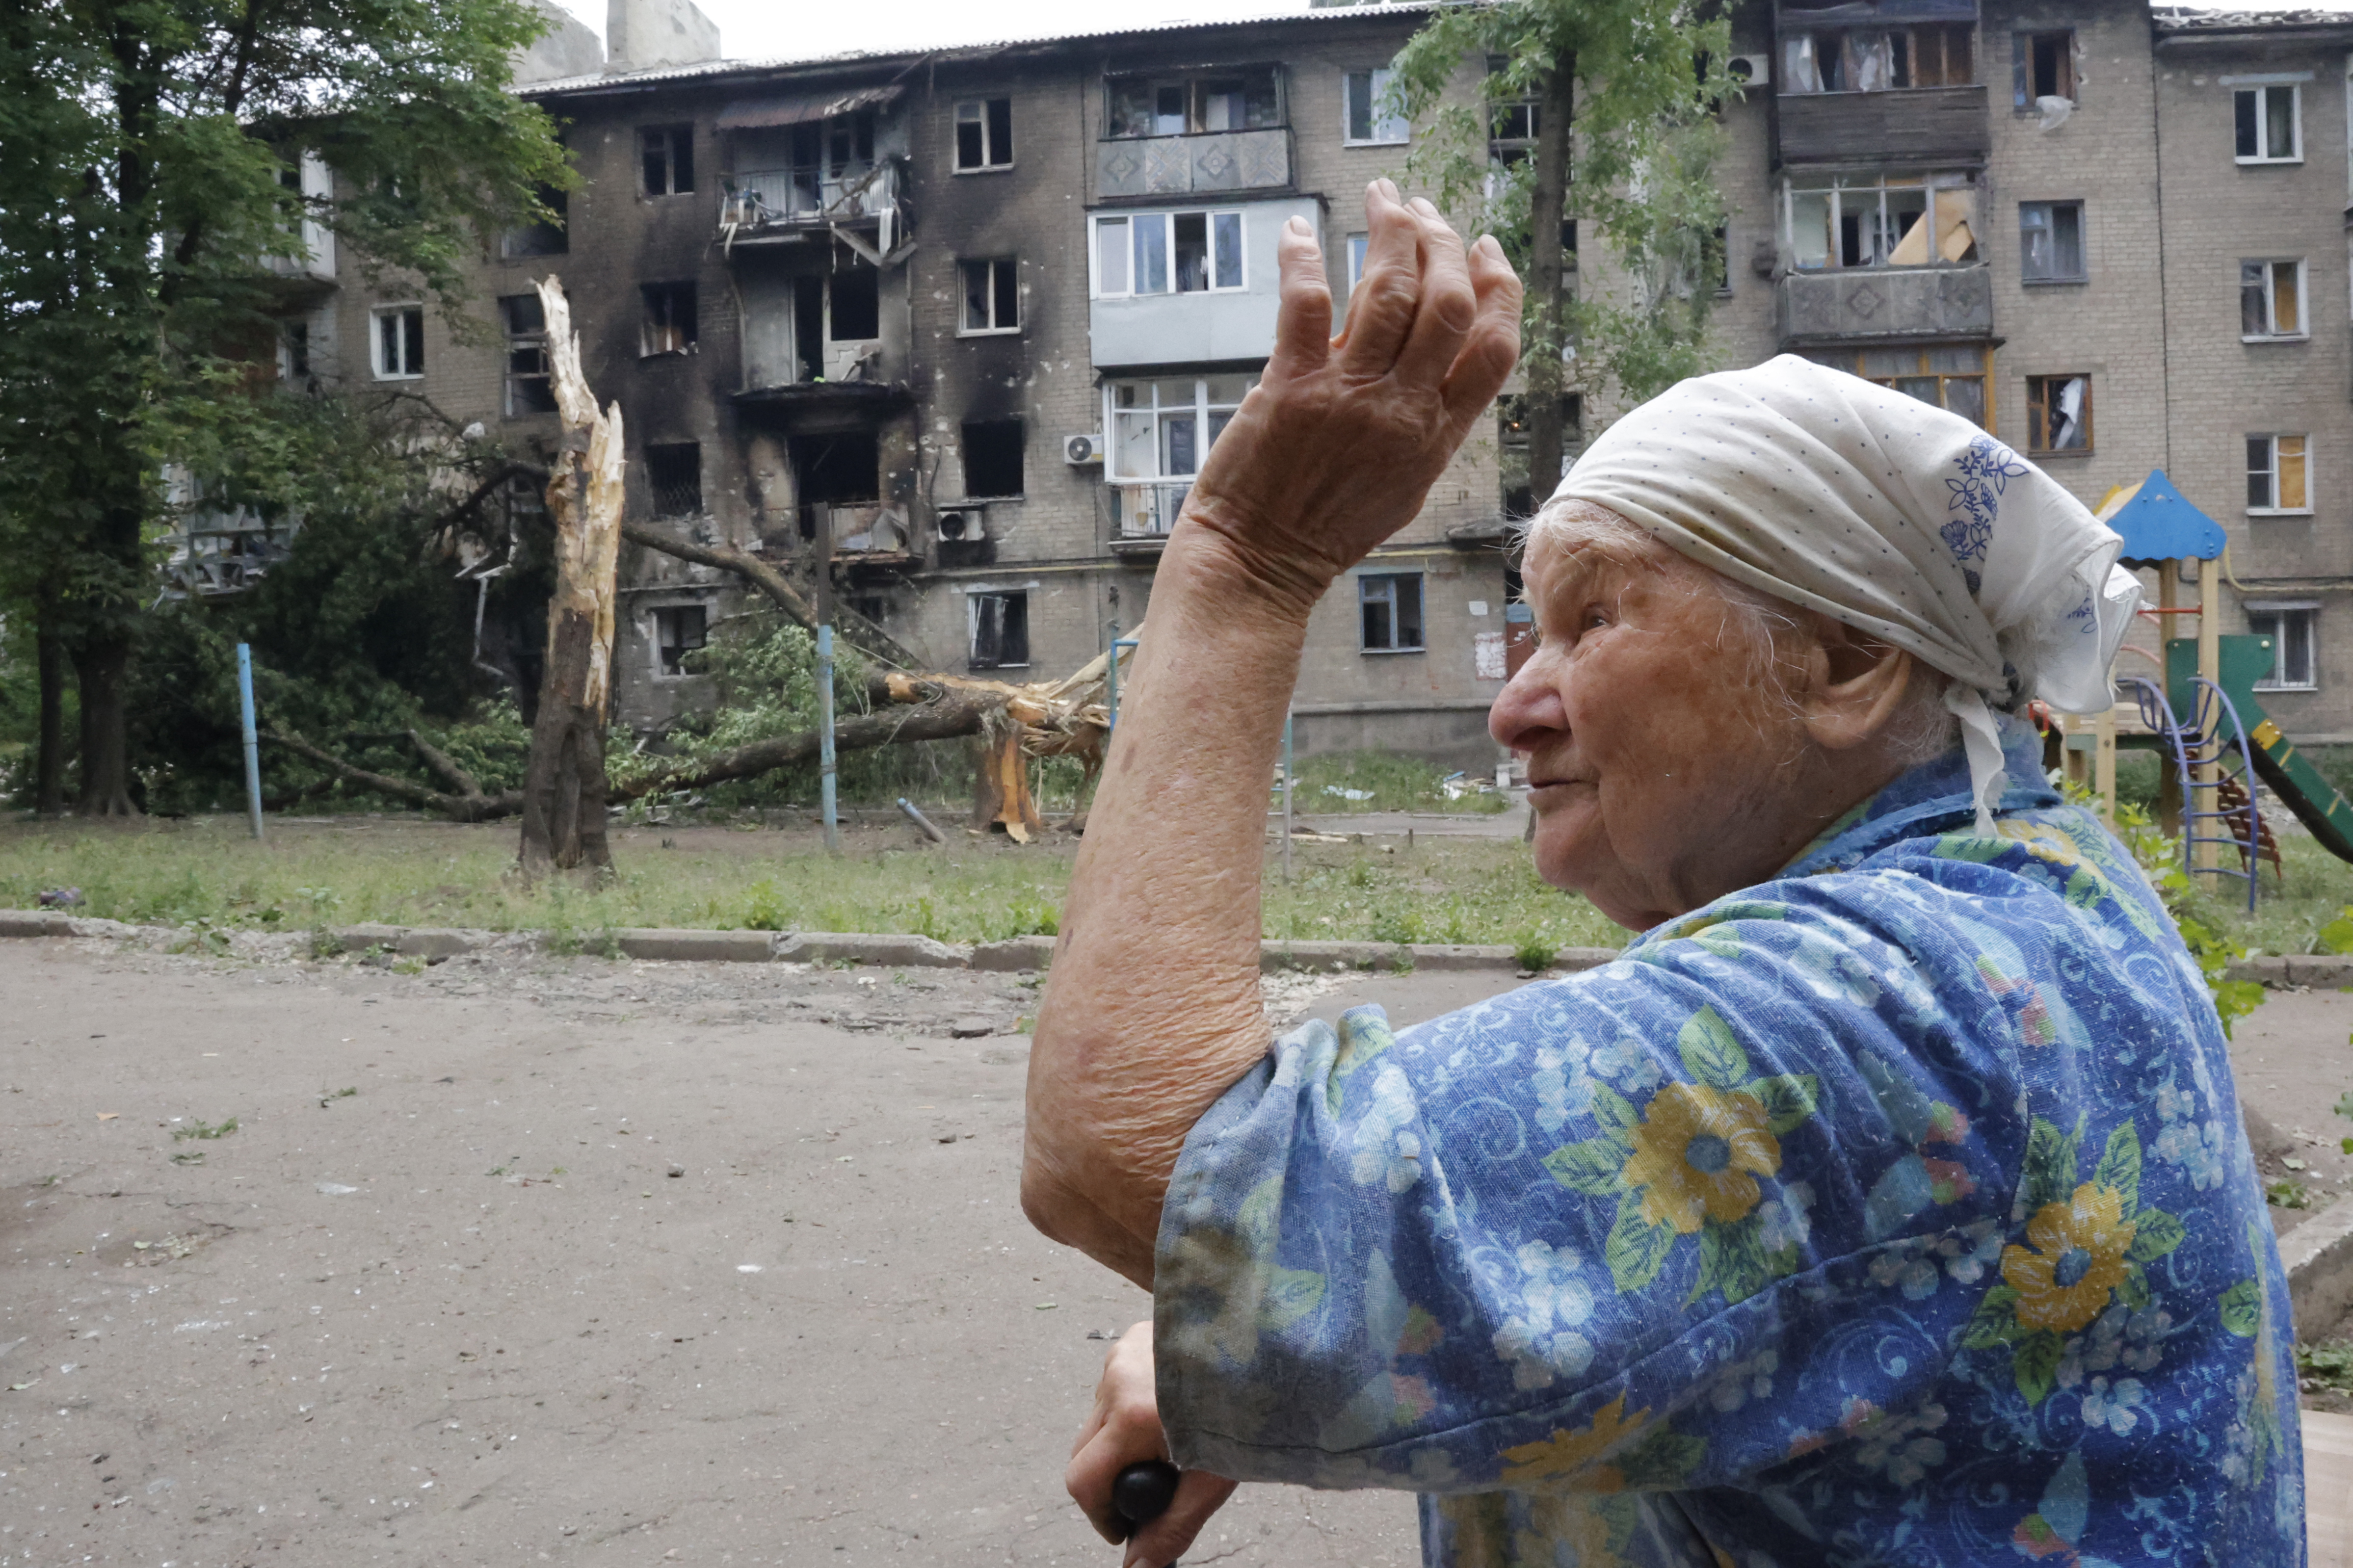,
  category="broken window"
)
[961,419,1025,498]
[1105,68,1282,137]
[1091,210,1244,297]
[503,181,568,258]
[1807,345,1991,429]
[641,124,695,196]
[2248,604,2318,689]
[645,443,703,518]
[1104,375,1257,535]
[1497,393,1583,519]
[828,261,879,339]
[1784,173,1977,269]
[651,604,708,678]
[1781,25,1973,92]
[2236,85,2300,161]
[955,99,1014,170]
[968,591,1029,670]
[640,282,697,356]
[2247,434,2310,512]
[1359,573,1425,653]
[2013,32,2076,107]
[2026,374,2091,453]
[2019,201,2086,282]
[1345,68,1409,145]
[960,258,1019,333]
[278,321,310,381]
[370,304,423,379]
[501,293,556,415]
[2241,259,2305,338]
